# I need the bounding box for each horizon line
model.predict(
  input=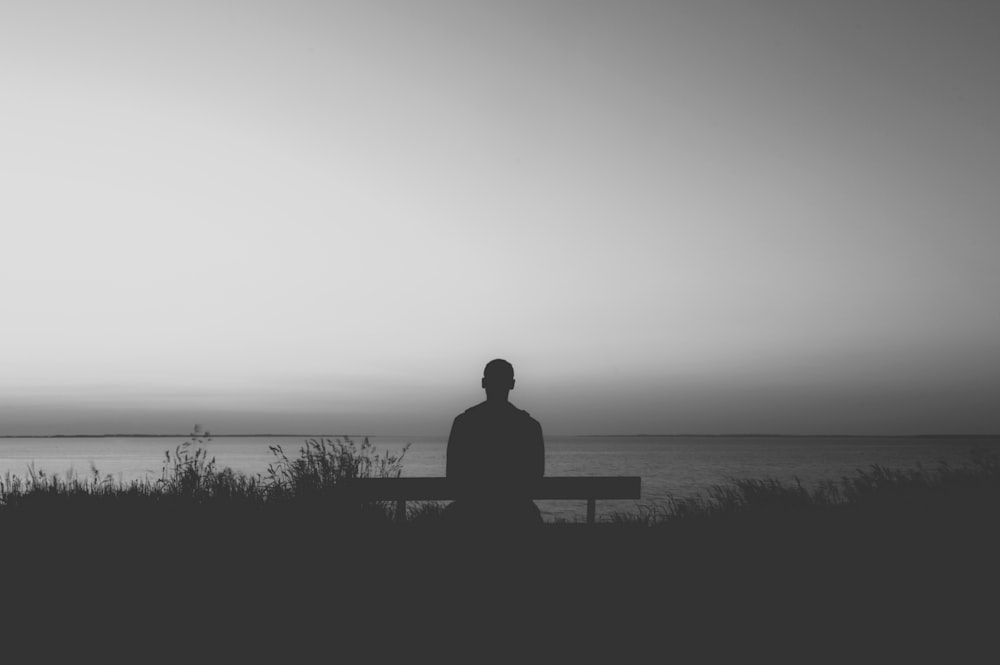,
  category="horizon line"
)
[1,432,998,439]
